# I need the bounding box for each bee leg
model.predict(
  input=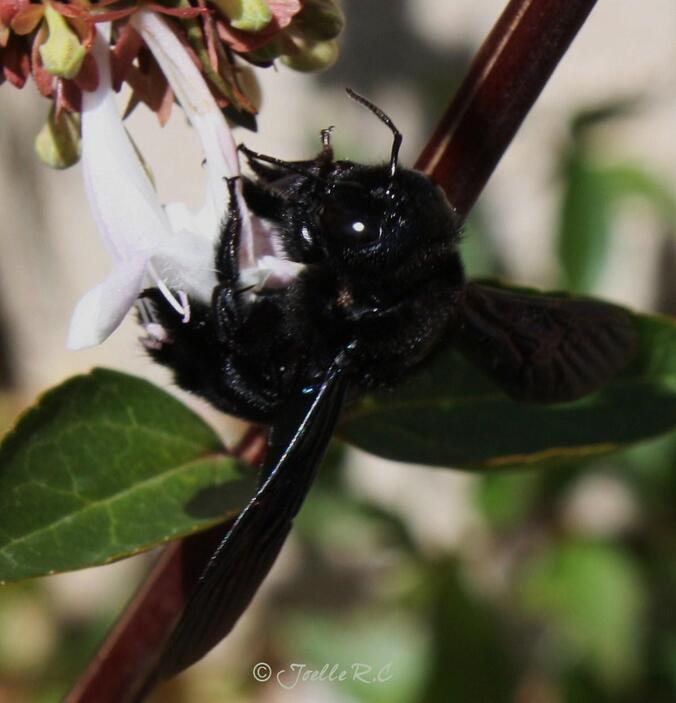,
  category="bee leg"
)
[209,180,289,417]
[216,177,242,288]
[136,297,172,351]
[212,177,247,348]
[240,177,286,220]
[141,289,281,422]
[238,143,293,183]
[318,125,335,167]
